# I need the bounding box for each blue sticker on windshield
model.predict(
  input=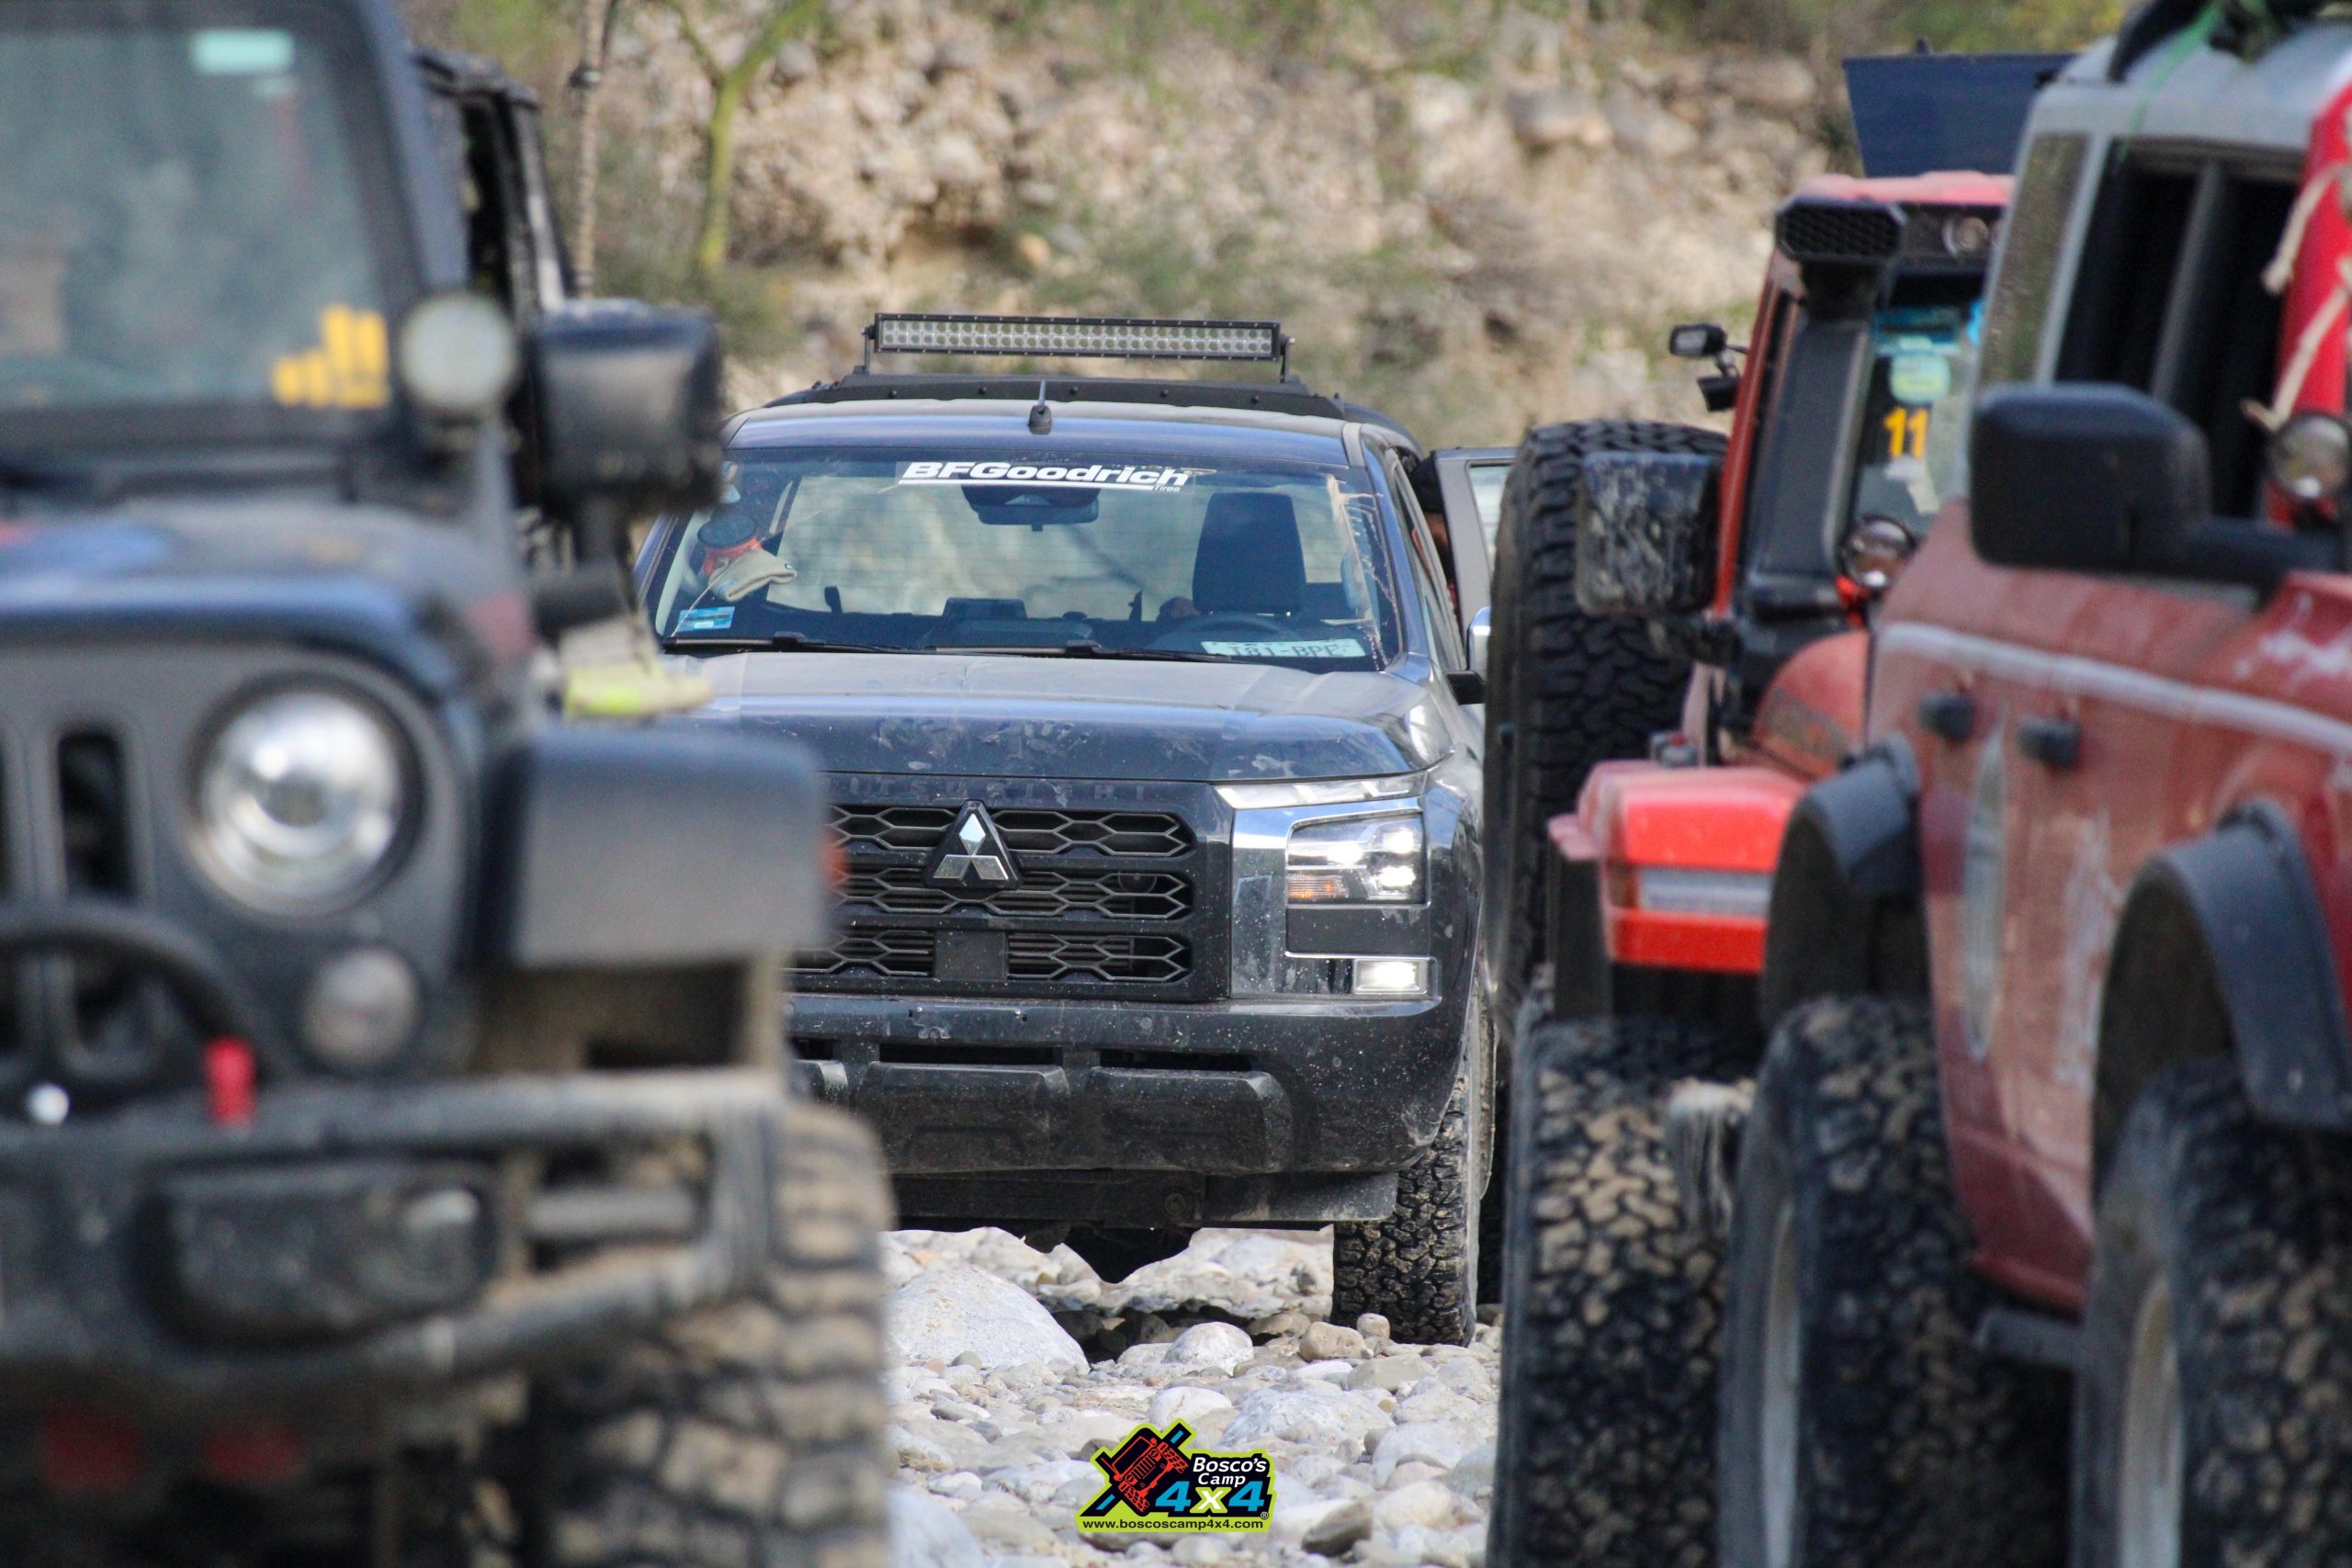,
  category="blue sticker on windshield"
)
[678,606,736,632]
